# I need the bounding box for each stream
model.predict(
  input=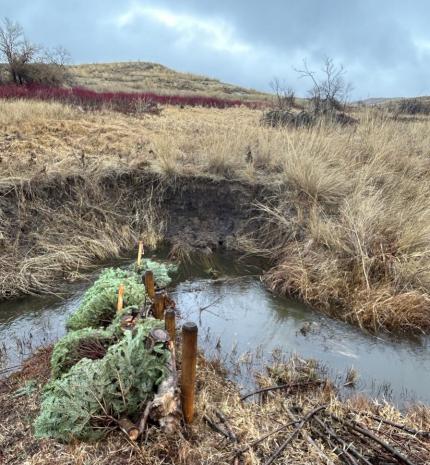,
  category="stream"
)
[0,252,429,407]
